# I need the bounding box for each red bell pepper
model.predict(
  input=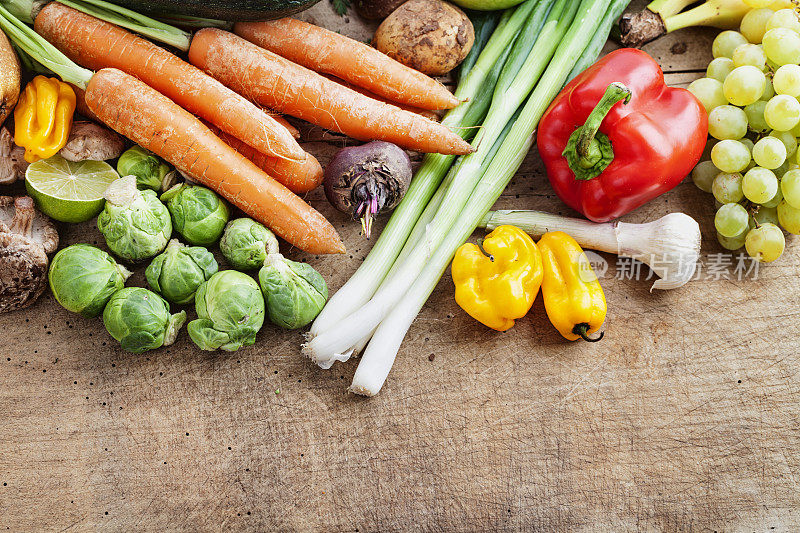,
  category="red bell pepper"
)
[537,48,708,223]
